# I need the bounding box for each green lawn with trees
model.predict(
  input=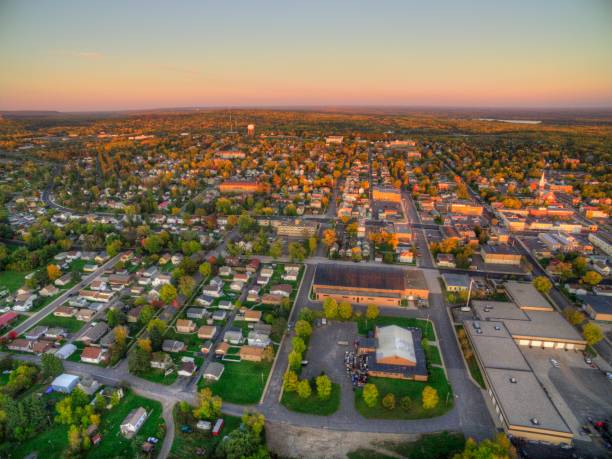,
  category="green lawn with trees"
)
[355,367,453,419]
[281,382,341,416]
